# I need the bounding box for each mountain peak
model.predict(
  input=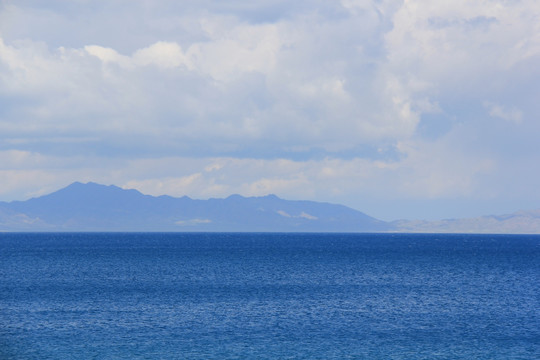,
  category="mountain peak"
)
[226,194,245,200]
[59,181,133,194]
